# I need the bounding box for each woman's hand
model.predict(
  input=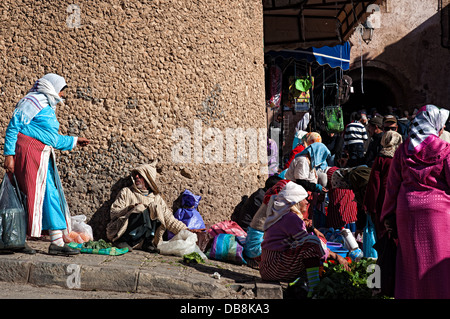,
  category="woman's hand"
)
[4,155,14,173]
[336,254,351,272]
[327,251,351,272]
[77,137,90,147]
[313,228,326,240]
[335,254,351,272]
